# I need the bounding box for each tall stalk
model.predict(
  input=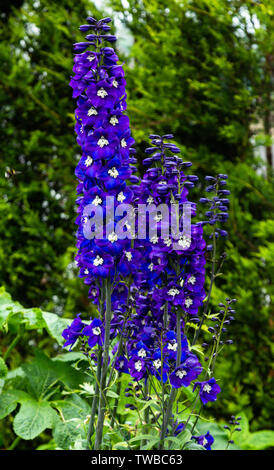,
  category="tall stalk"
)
[94,277,112,449]
[87,347,102,448]
[159,311,182,449]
